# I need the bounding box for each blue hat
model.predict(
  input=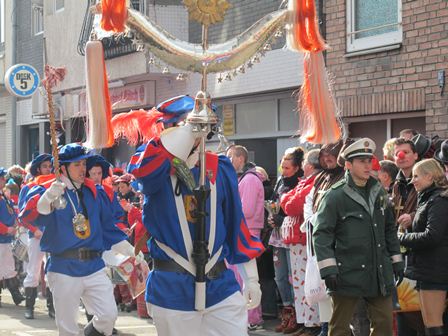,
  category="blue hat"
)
[157,95,218,124]
[58,144,93,164]
[0,167,7,177]
[30,153,53,177]
[157,95,194,124]
[86,155,112,180]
